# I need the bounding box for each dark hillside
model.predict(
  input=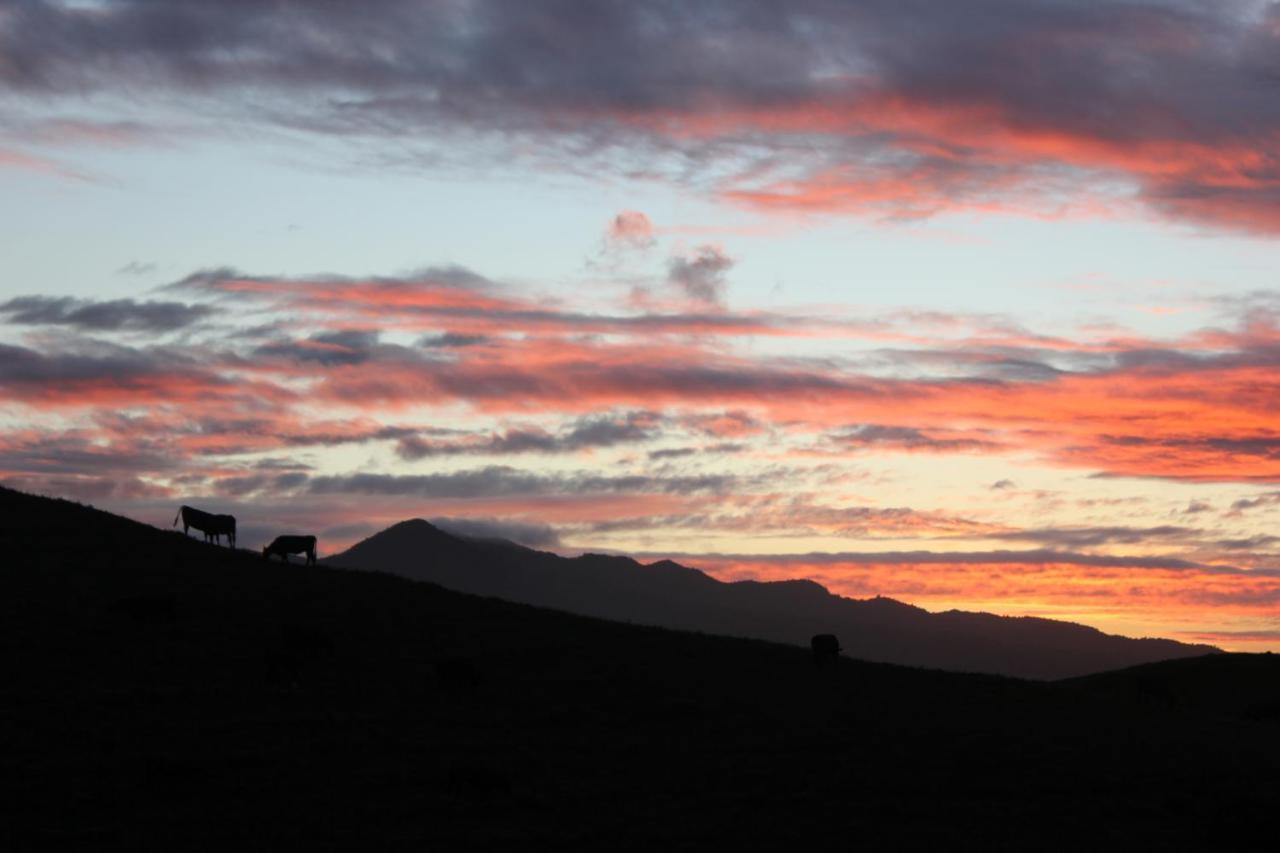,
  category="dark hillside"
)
[1064,653,1280,721]
[330,519,1216,679]
[2,486,1277,851]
